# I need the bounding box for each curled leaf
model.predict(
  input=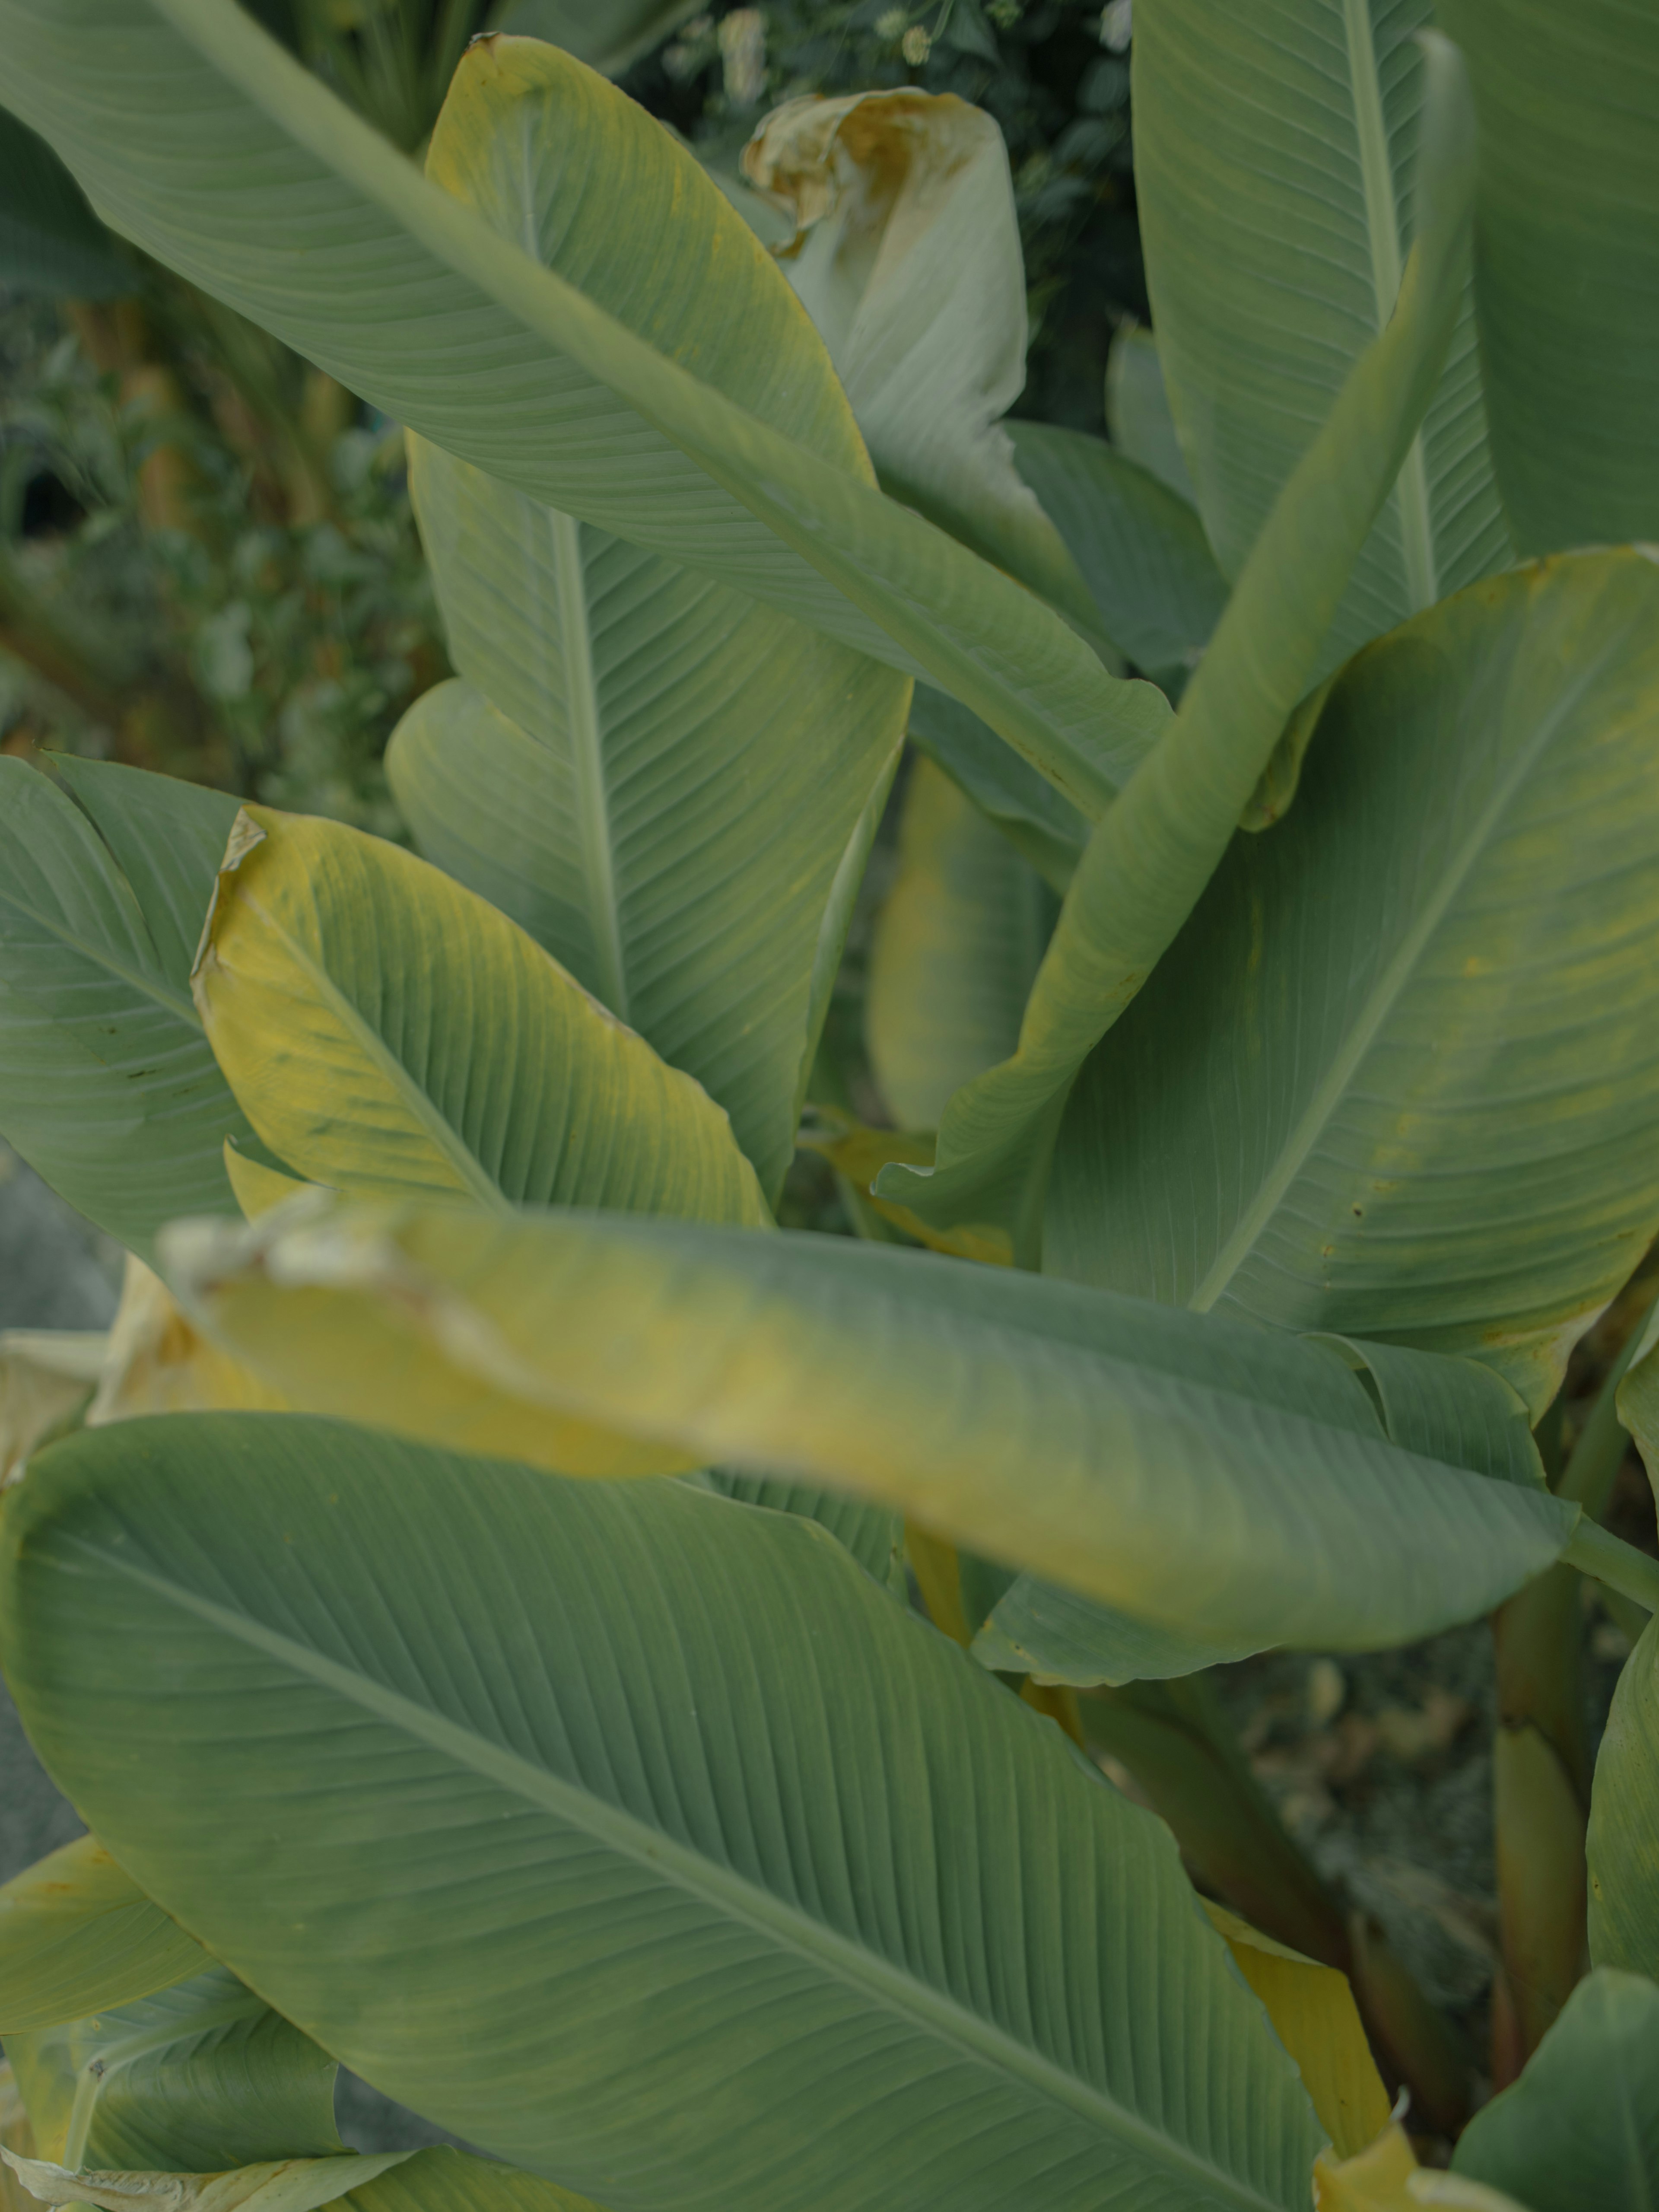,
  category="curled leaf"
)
[744,90,1092,621]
